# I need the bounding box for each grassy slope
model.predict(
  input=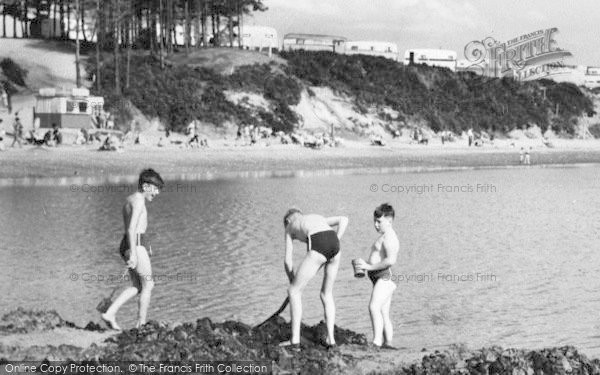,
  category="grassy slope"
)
[0,38,78,91]
[0,38,81,129]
